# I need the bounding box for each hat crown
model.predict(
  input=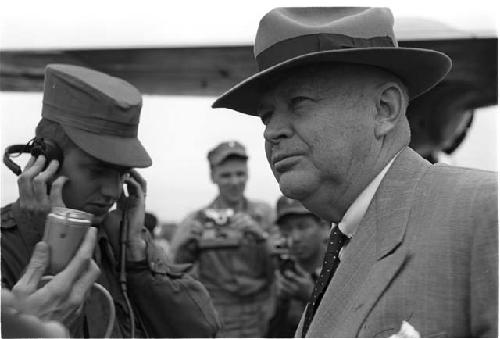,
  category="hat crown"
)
[255,7,397,57]
[40,64,152,168]
[208,140,248,167]
[42,64,142,138]
[276,195,312,221]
